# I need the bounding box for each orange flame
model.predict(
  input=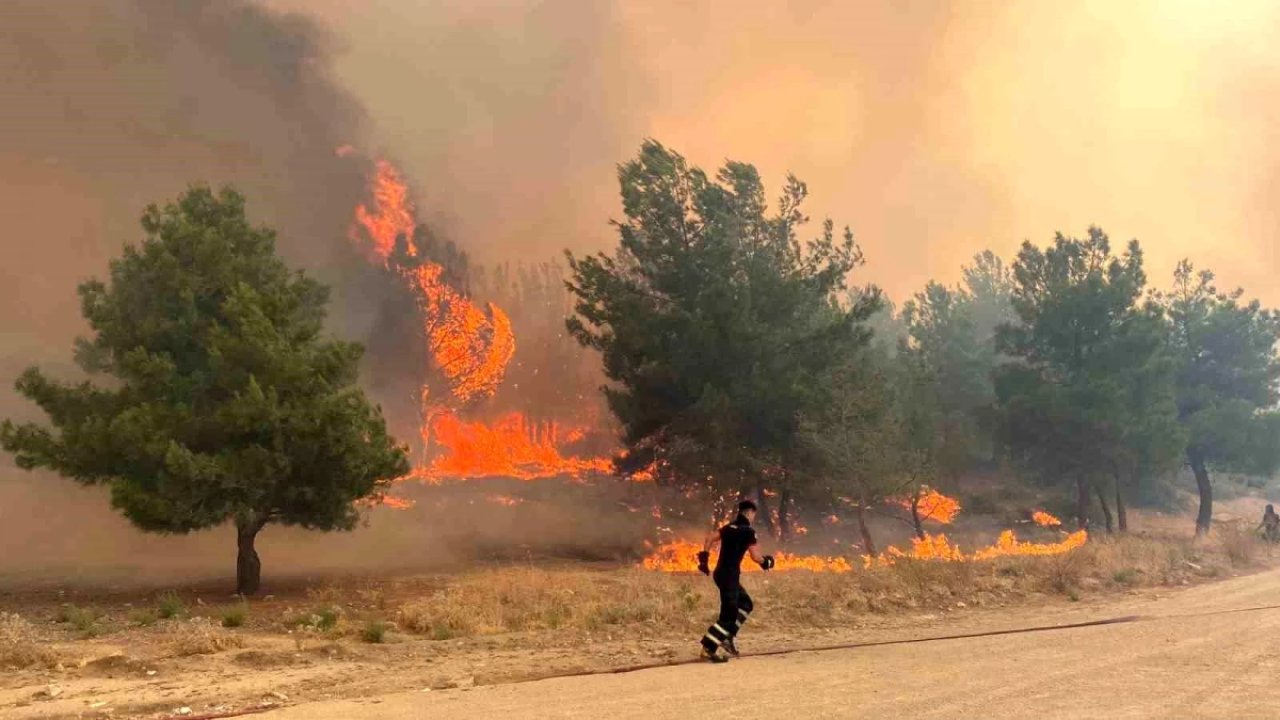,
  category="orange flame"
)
[1032,510,1063,527]
[894,487,962,524]
[640,539,853,574]
[415,411,612,481]
[348,156,611,481]
[643,529,1088,573]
